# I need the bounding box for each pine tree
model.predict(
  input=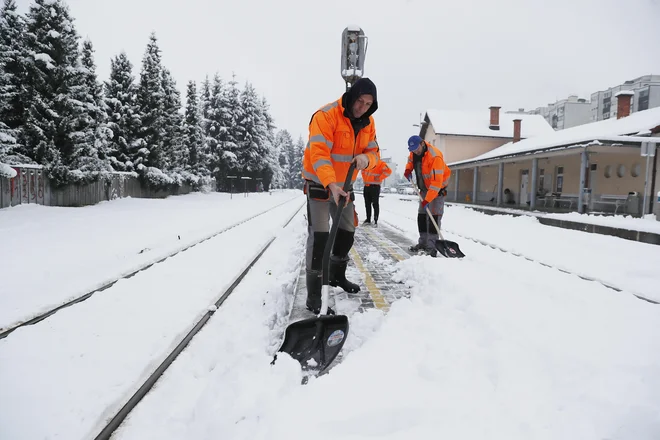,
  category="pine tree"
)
[0,0,27,137]
[206,73,222,173]
[286,132,299,188]
[0,2,27,166]
[136,32,165,170]
[0,121,28,164]
[207,73,241,190]
[72,38,111,173]
[199,75,211,132]
[259,96,281,190]
[183,80,204,174]
[80,40,105,122]
[238,81,269,179]
[22,0,101,184]
[222,73,242,174]
[104,52,141,171]
[291,135,305,189]
[161,67,185,172]
[275,129,294,188]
